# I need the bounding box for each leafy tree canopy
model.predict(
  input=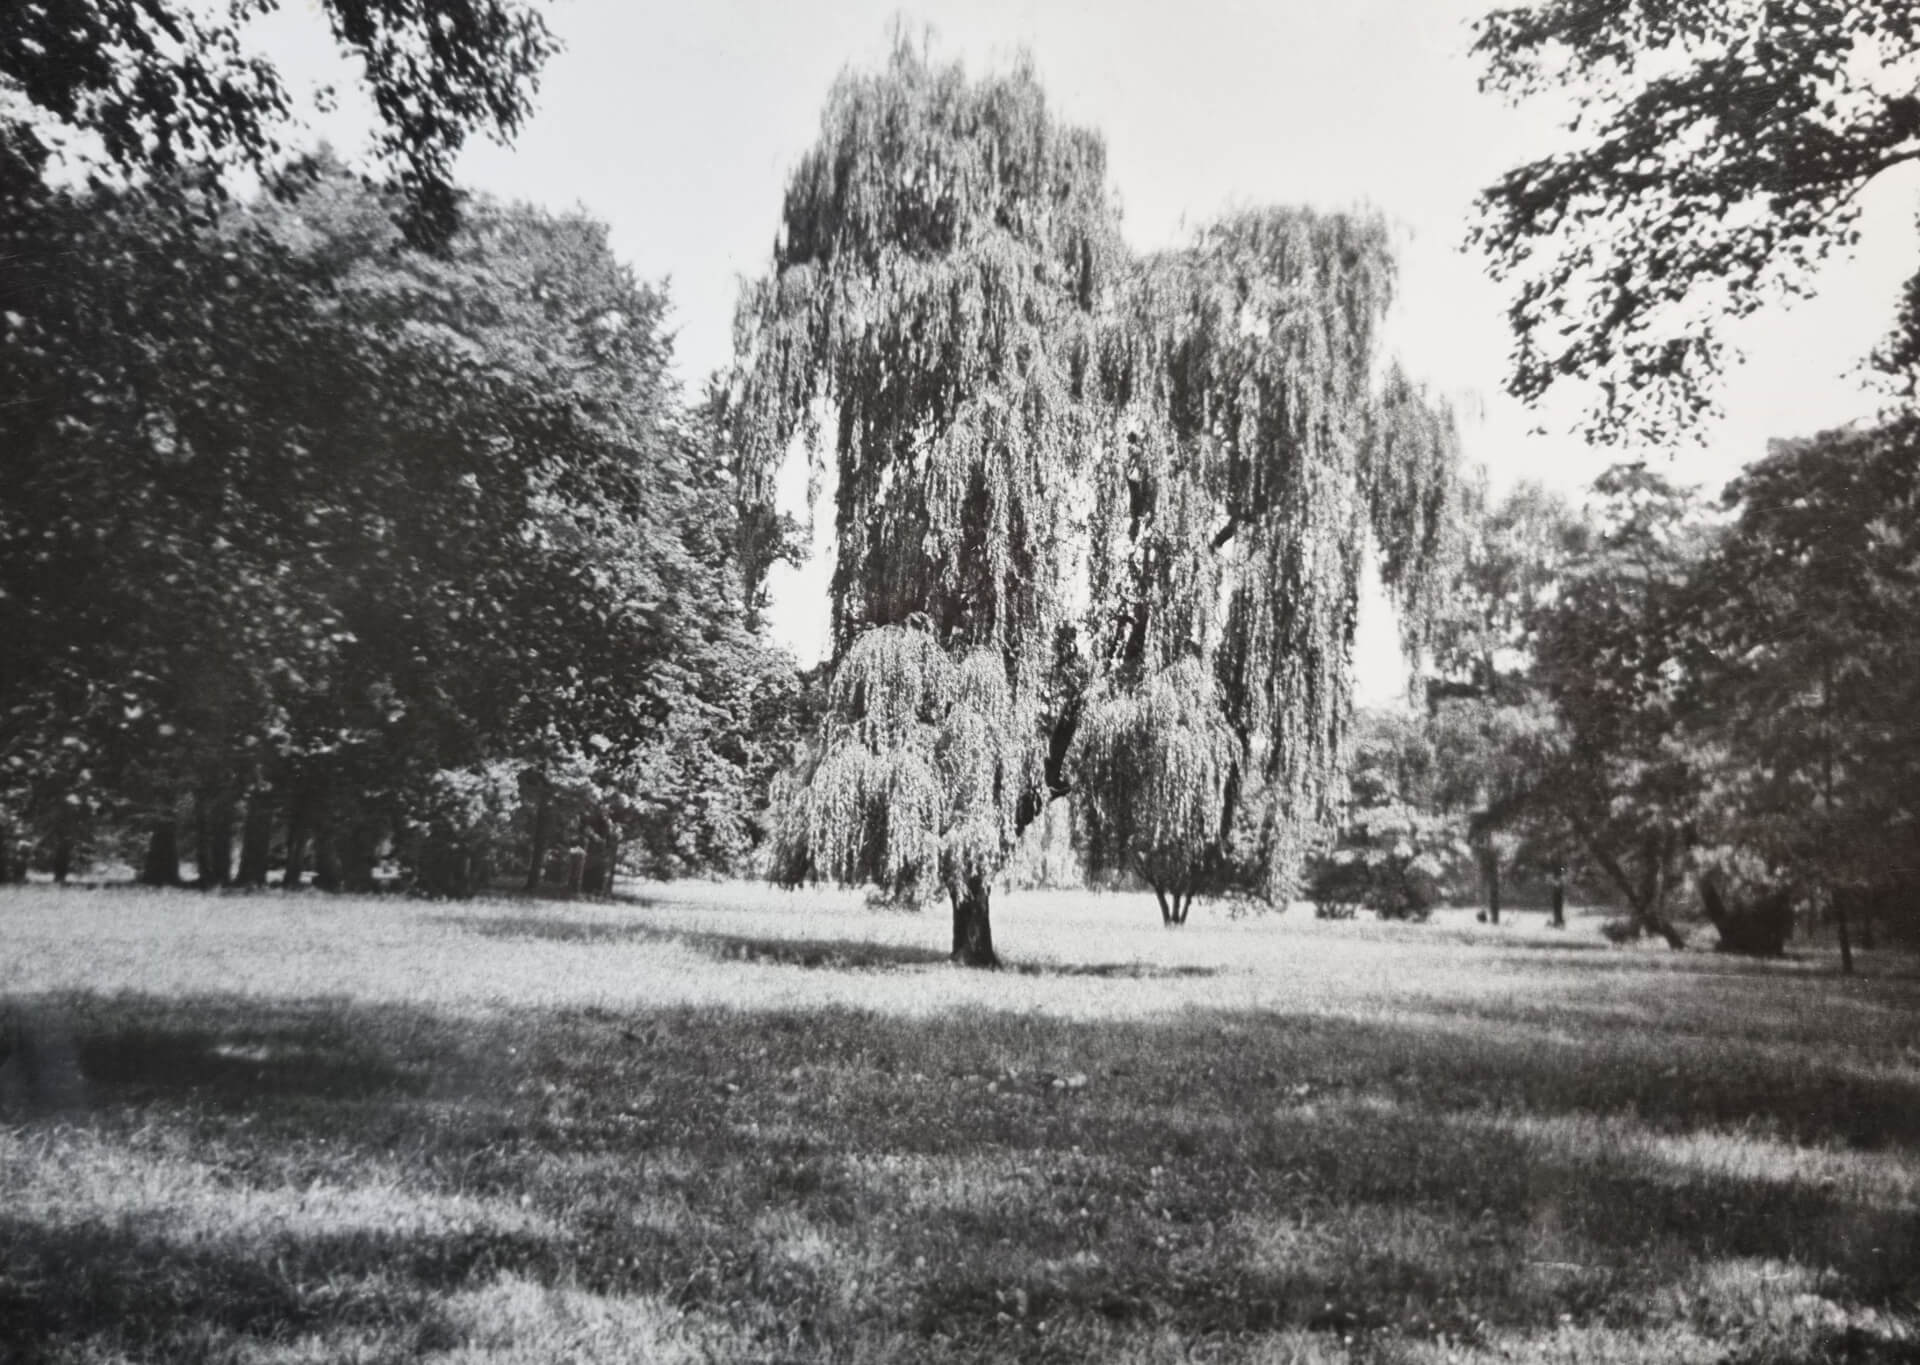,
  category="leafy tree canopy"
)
[0,160,766,891]
[1473,0,1920,443]
[1,0,556,245]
